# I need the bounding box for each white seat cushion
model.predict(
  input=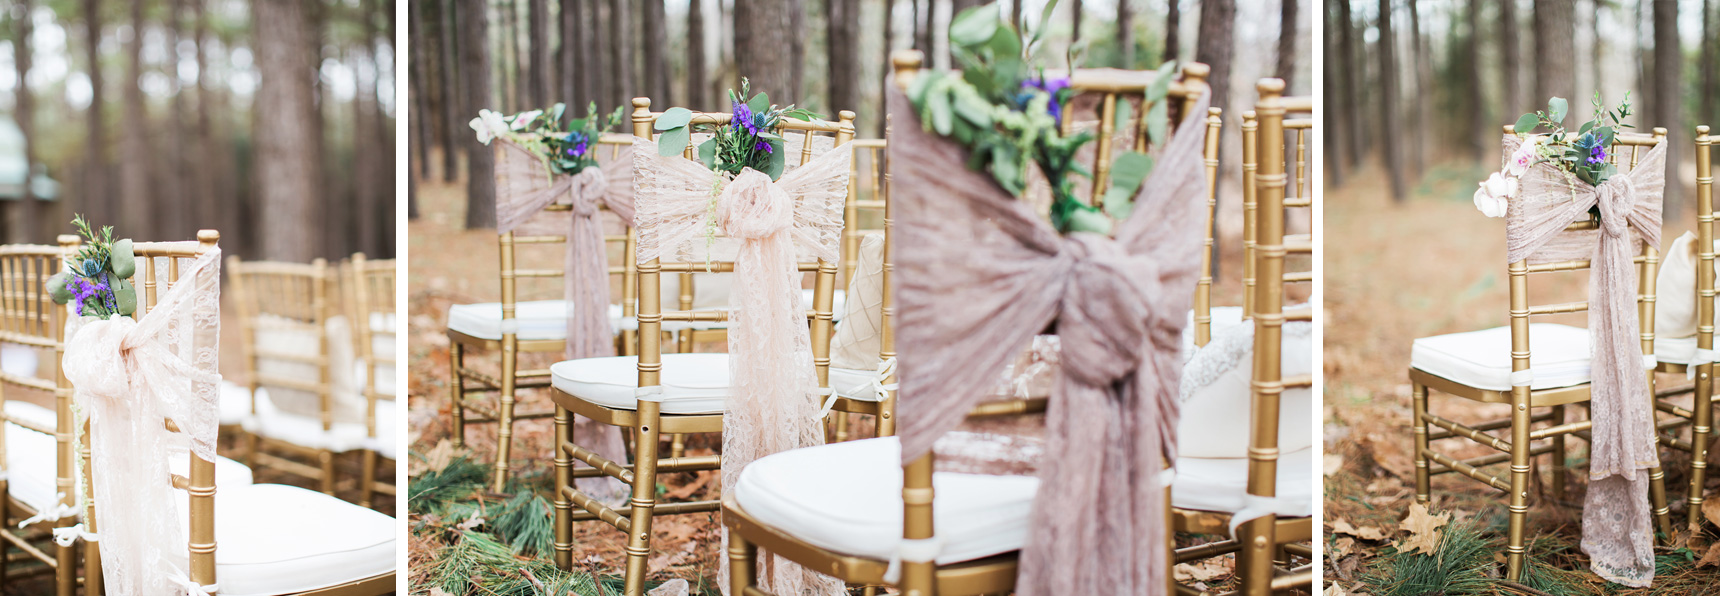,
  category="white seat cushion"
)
[1409,323,1592,391]
[1179,321,1314,458]
[550,354,729,414]
[1182,305,1247,359]
[1,344,38,378]
[1655,335,1699,365]
[203,483,395,596]
[828,366,886,402]
[6,420,254,519]
[448,291,847,341]
[241,389,391,454]
[221,381,257,426]
[735,437,1039,565]
[1171,447,1314,518]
